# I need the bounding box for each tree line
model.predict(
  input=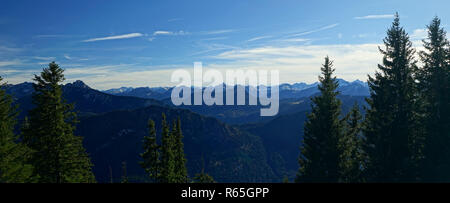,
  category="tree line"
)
[296,14,450,182]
